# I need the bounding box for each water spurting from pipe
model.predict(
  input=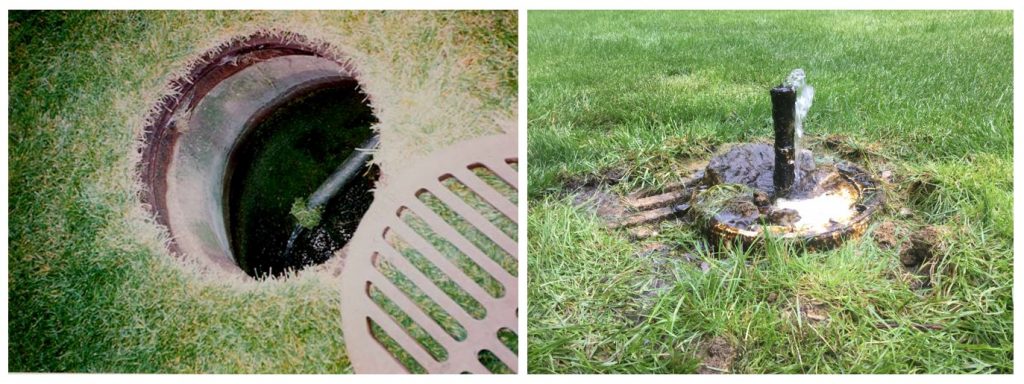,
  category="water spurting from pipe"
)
[784,69,814,178]
[282,134,380,259]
